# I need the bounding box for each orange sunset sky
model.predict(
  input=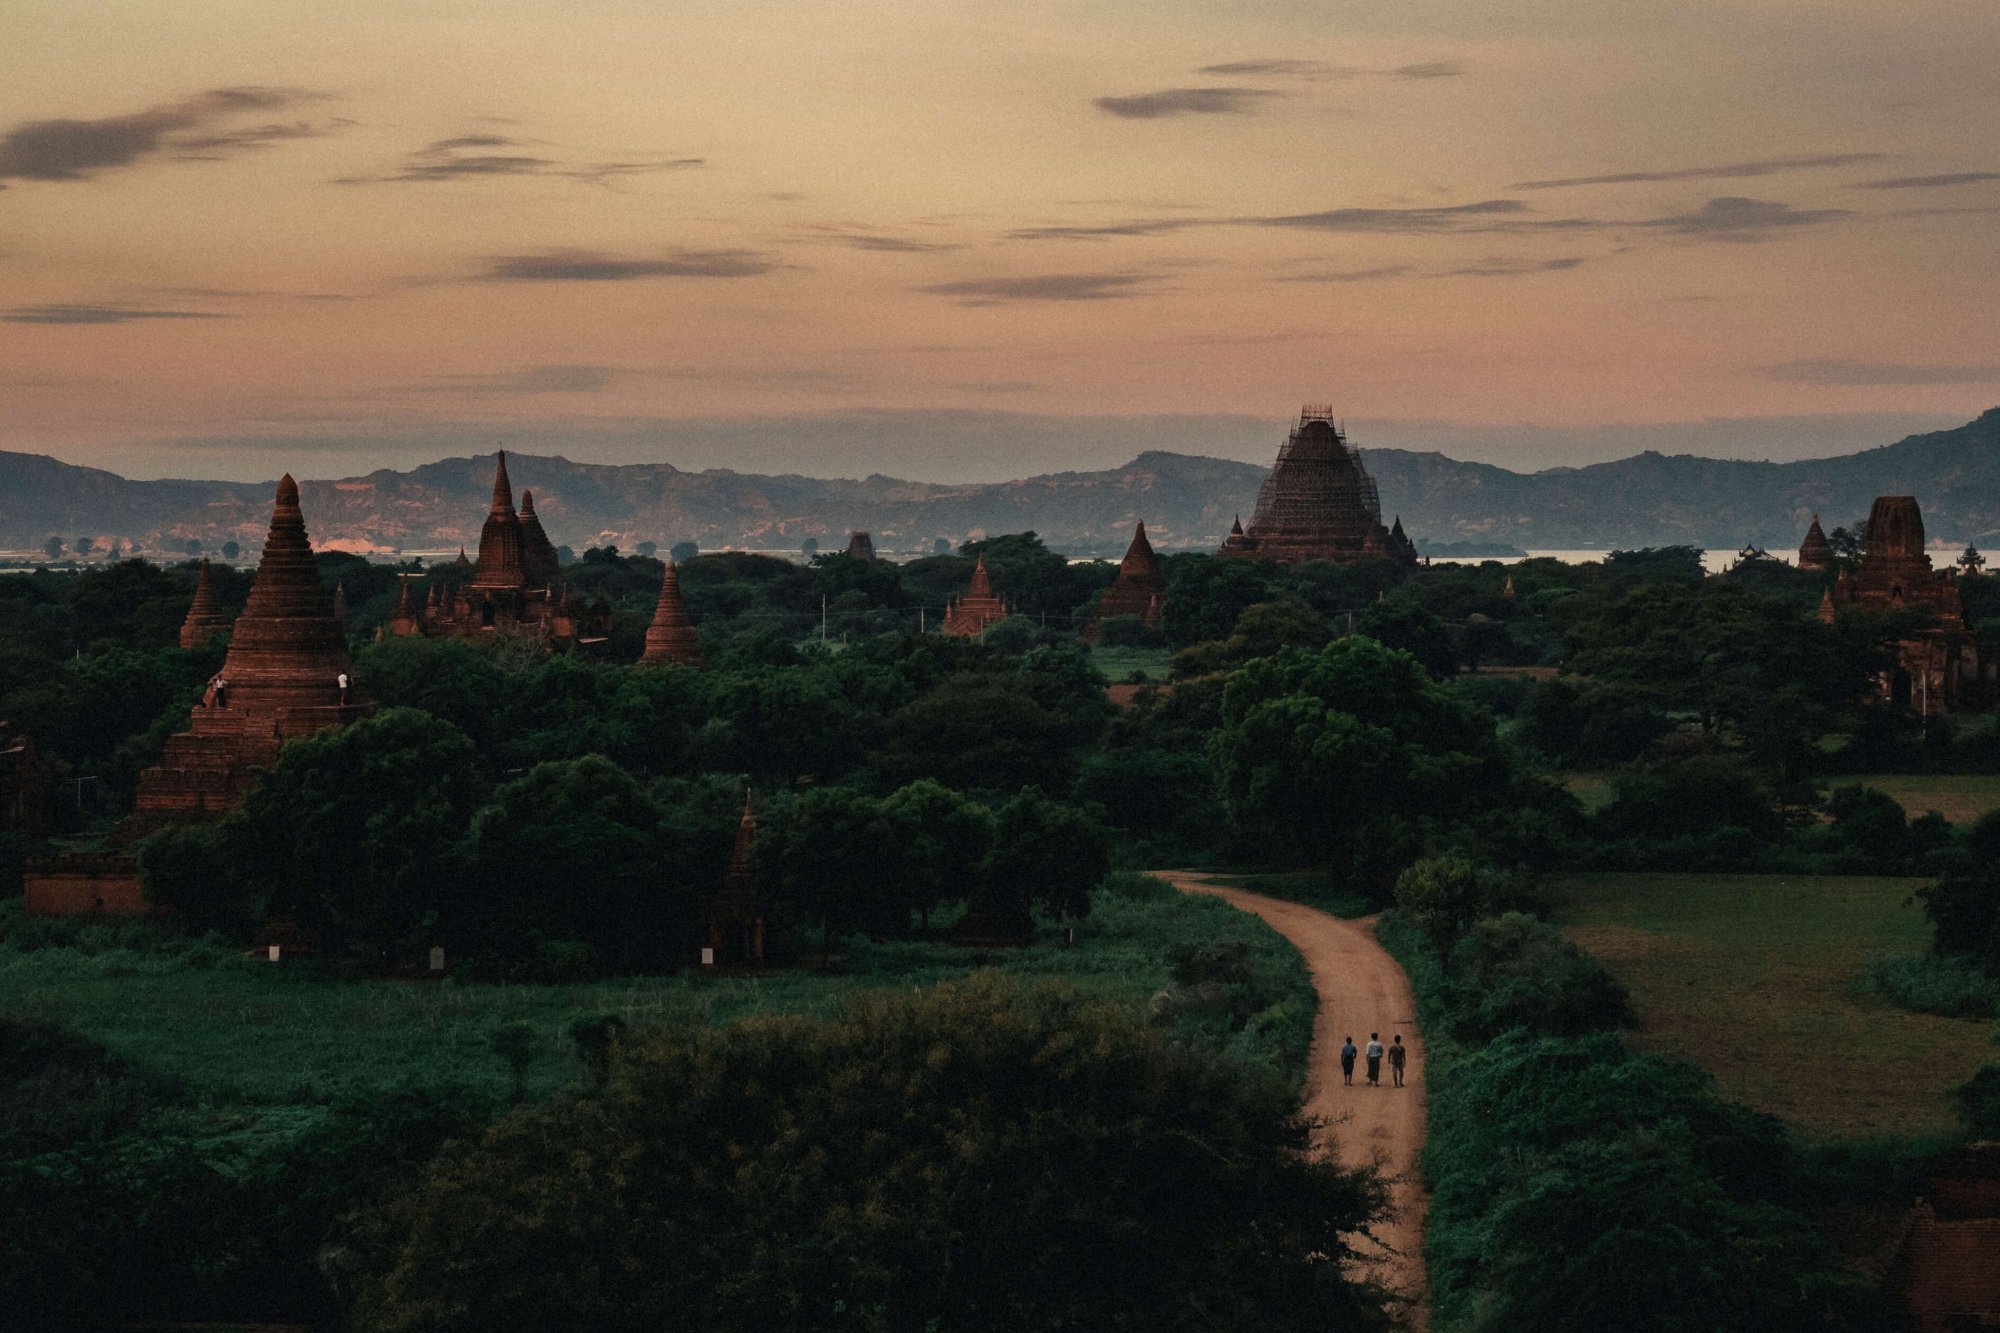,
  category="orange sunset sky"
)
[3,0,1997,481]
